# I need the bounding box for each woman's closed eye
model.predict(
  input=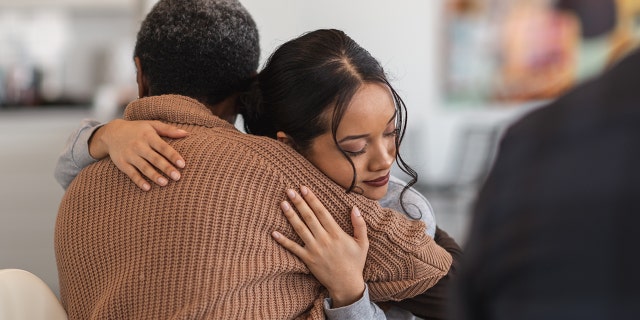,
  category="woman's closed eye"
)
[341,129,396,157]
[384,128,400,137]
[341,143,367,157]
